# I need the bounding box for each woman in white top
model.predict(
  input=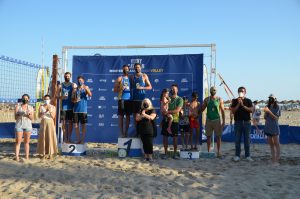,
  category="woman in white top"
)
[37,95,58,159]
[15,94,34,161]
